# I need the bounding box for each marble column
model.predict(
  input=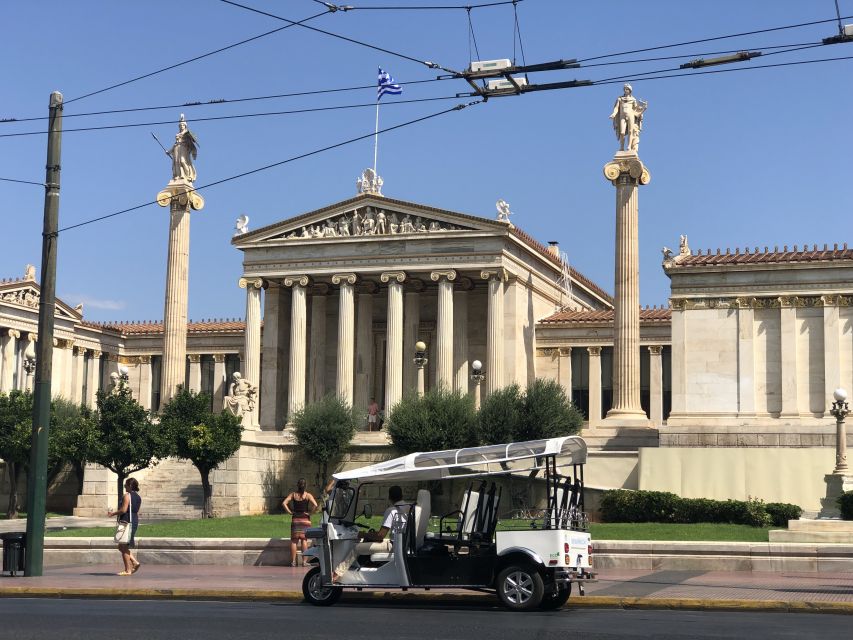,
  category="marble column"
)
[188,354,202,393]
[603,152,651,425]
[823,295,842,416]
[354,282,377,417]
[157,180,204,405]
[239,277,263,405]
[587,346,603,427]
[212,354,226,413]
[284,275,310,421]
[648,345,663,427]
[669,300,687,415]
[382,271,406,414]
[308,285,329,403]
[139,356,152,411]
[558,347,572,401]
[779,297,799,417]
[333,273,357,407]
[86,350,101,406]
[453,279,473,394]
[260,283,290,430]
[72,346,86,404]
[1,329,20,392]
[481,269,506,395]
[402,282,423,394]
[736,298,756,417]
[431,270,456,390]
